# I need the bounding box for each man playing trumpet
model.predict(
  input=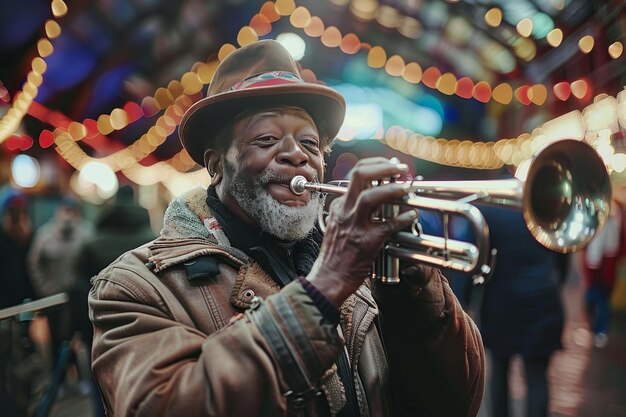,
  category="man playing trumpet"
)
[89,40,485,417]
